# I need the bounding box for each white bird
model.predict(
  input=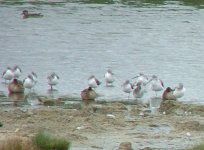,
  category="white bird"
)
[2,67,14,83]
[31,72,38,84]
[47,72,59,90]
[132,73,149,85]
[104,69,114,86]
[173,83,185,98]
[23,74,35,90]
[122,80,133,99]
[13,65,22,79]
[88,75,101,88]
[133,81,146,99]
[150,75,164,96]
